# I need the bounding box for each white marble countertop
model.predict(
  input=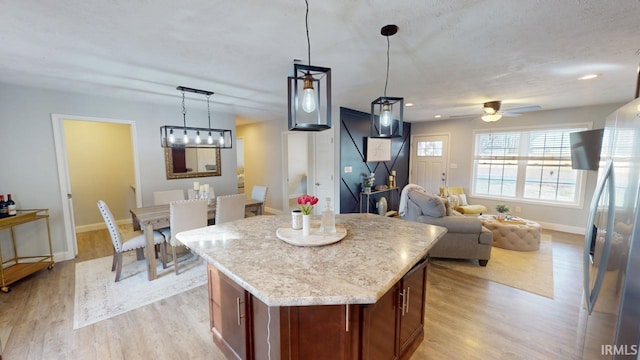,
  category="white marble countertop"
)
[176,213,446,307]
